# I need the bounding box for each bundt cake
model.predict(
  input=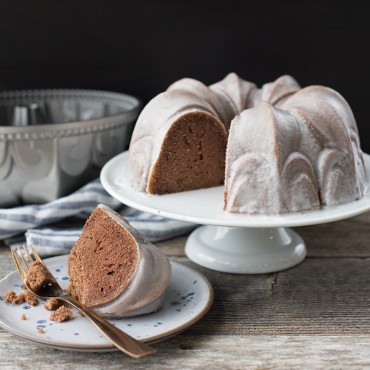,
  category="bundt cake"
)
[128,73,367,214]
[68,204,171,318]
